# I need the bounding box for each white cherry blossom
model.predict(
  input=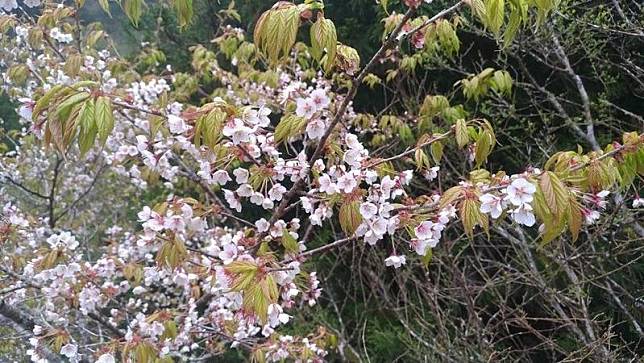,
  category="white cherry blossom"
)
[60,343,78,358]
[96,353,116,363]
[310,89,330,109]
[359,202,378,220]
[384,255,406,268]
[246,105,271,127]
[295,98,317,119]
[0,0,17,12]
[336,173,358,193]
[511,204,536,226]
[505,178,536,206]
[233,168,249,183]
[479,193,504,219]
[633,198,644,208]
[306,119,326,139]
